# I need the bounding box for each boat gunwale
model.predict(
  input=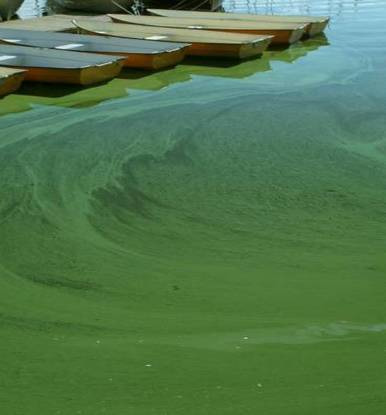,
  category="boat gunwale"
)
[108,14,308,31]
[147,8,330,24]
